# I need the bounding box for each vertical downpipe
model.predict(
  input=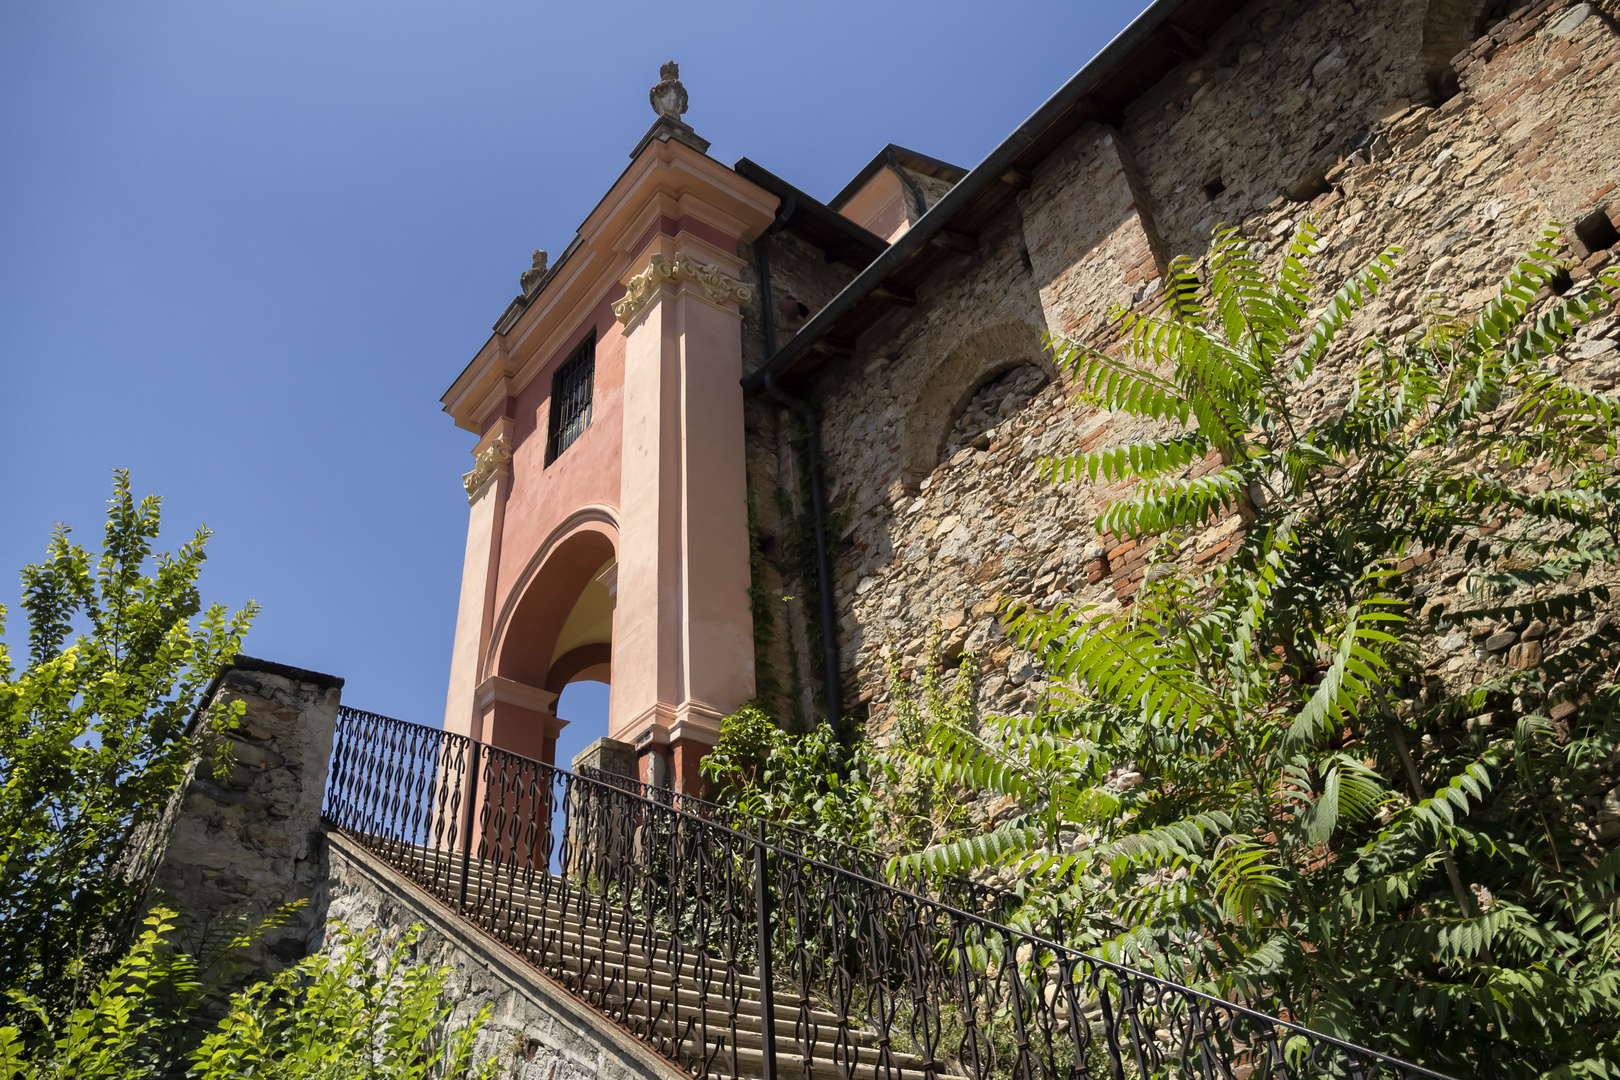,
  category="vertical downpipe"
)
[458,739,482,914]
[755,221,844,745]
[754,824,778,1080]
